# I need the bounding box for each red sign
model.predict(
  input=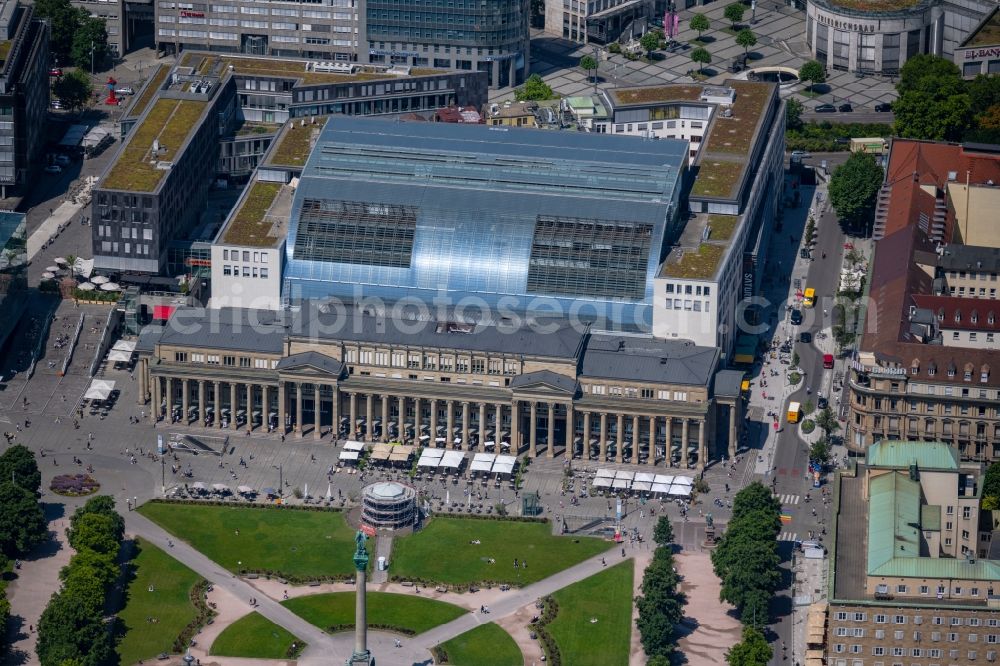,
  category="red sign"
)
[360,524,376,537]
[185,257,212,267]
[180,10,204,17]
[153,305,175,321]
